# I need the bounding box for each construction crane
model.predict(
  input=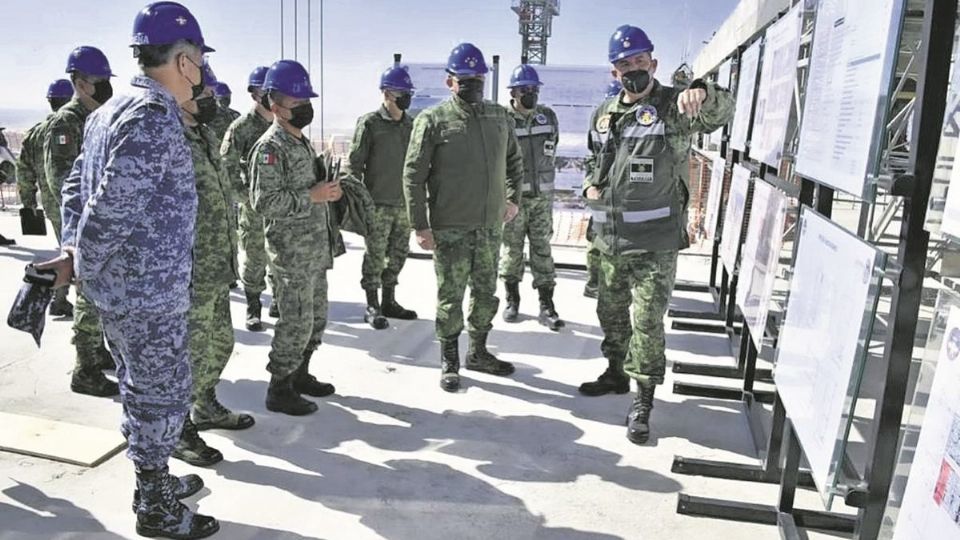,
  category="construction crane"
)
[511,0,560,65]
